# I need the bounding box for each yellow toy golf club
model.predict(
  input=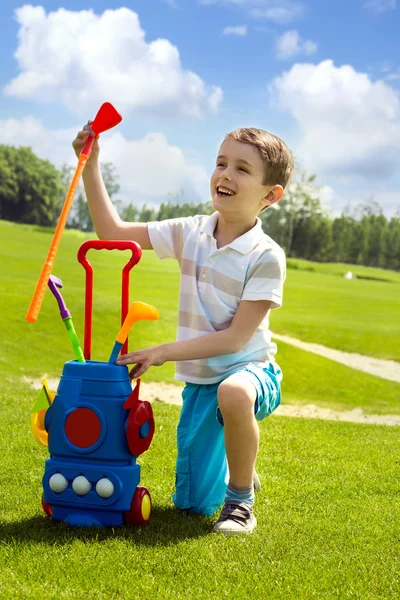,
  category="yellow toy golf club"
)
[108,302,160,363]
